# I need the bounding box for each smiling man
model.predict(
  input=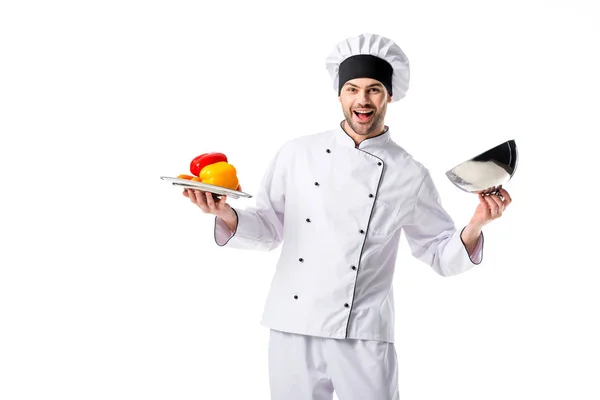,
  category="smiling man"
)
[341,78,390,137]
[342,78,389,136]
[184,32,512,400]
